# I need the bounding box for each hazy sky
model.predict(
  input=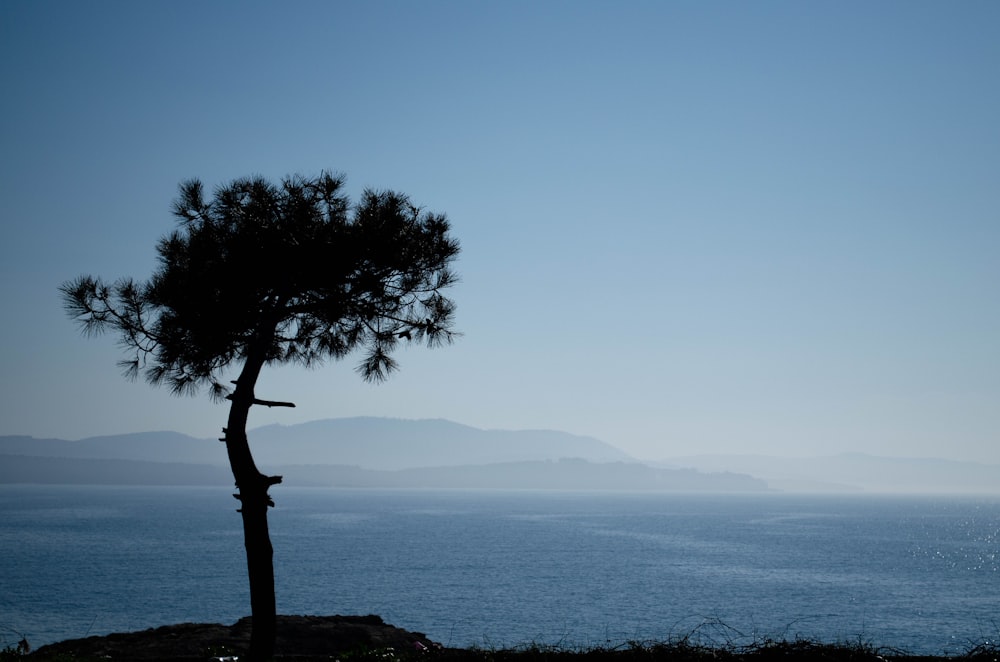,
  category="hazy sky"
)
[2,1,998,464]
